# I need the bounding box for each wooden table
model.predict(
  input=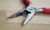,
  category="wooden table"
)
[0,0,50,30]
